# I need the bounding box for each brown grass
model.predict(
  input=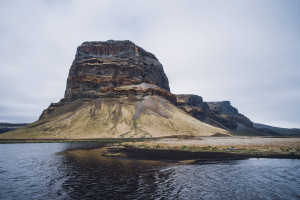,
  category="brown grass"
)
[121,137,300,156]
